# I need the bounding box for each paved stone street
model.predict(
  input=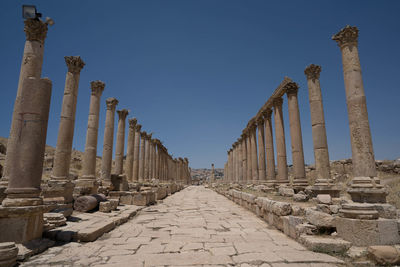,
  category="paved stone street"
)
[23,186,344,266]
